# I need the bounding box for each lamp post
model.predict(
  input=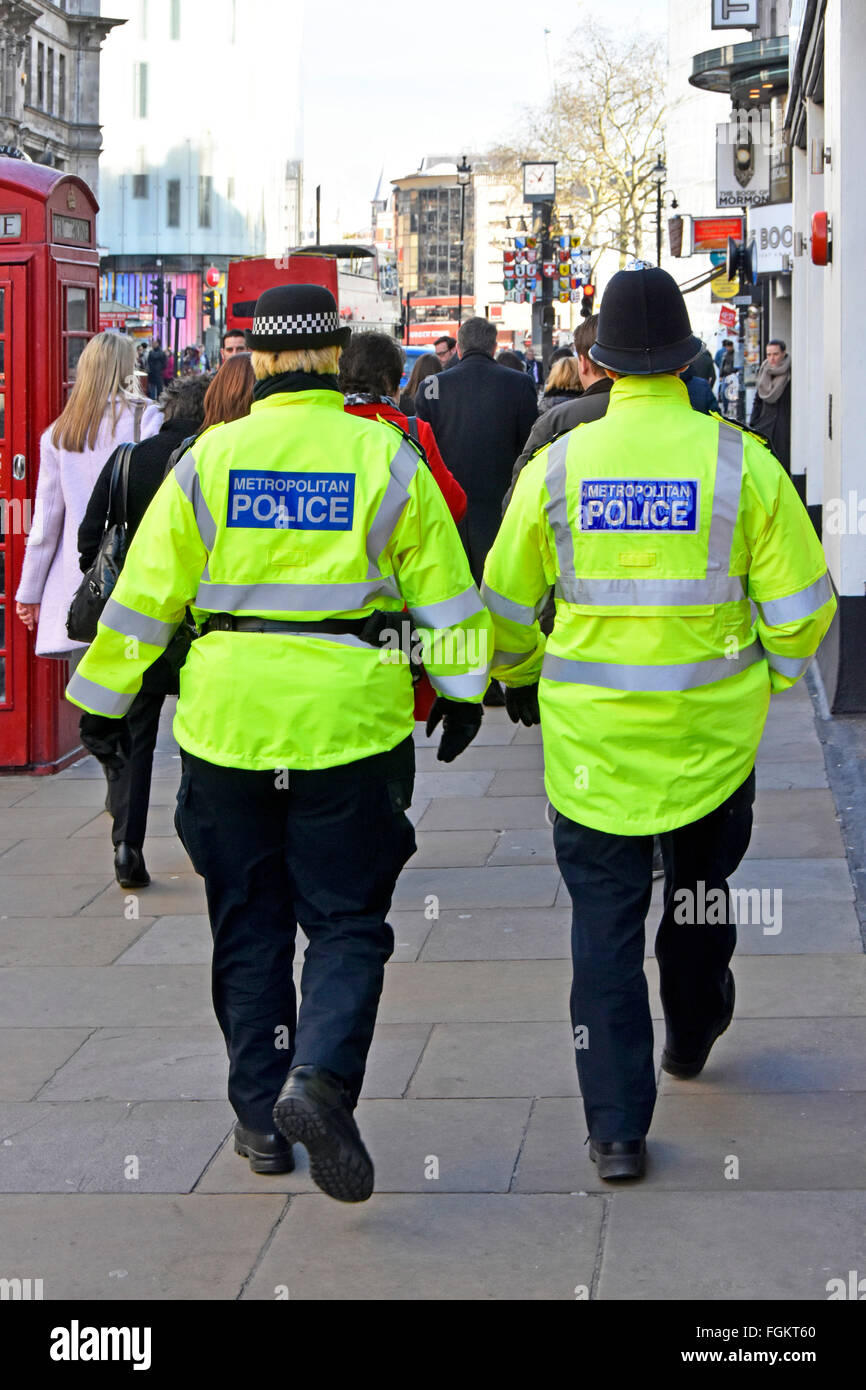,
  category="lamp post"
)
[456,154,471,325]
[650,154,667,267]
